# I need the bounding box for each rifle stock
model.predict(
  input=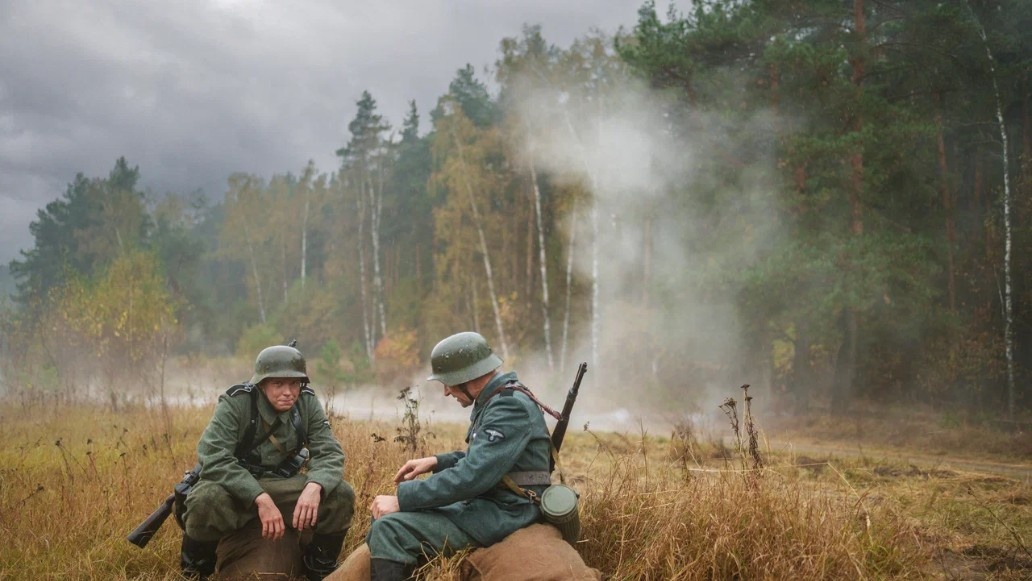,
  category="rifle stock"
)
[127,493,175,548]
[550,362,588,463]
